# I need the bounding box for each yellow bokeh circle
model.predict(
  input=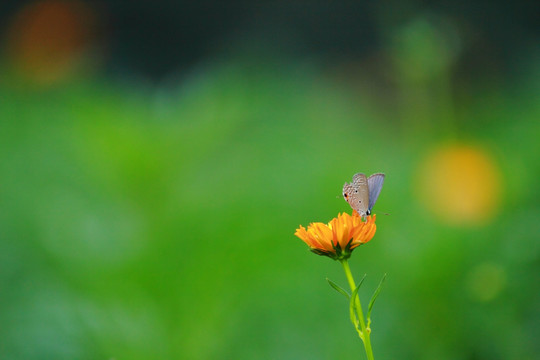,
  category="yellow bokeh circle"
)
[416,144,502,225]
